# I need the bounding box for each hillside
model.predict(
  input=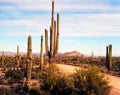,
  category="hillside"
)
[60,51,87,57]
